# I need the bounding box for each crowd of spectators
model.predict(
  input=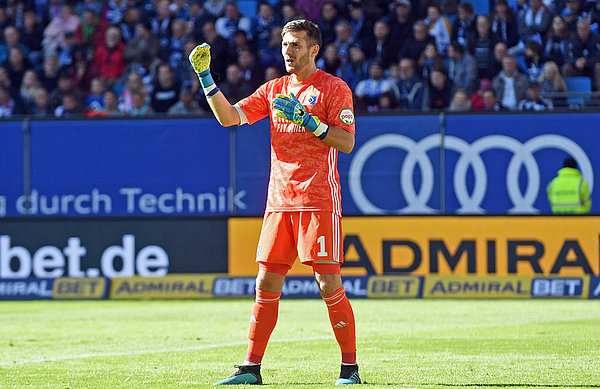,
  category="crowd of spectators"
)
[0,0,599,118]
